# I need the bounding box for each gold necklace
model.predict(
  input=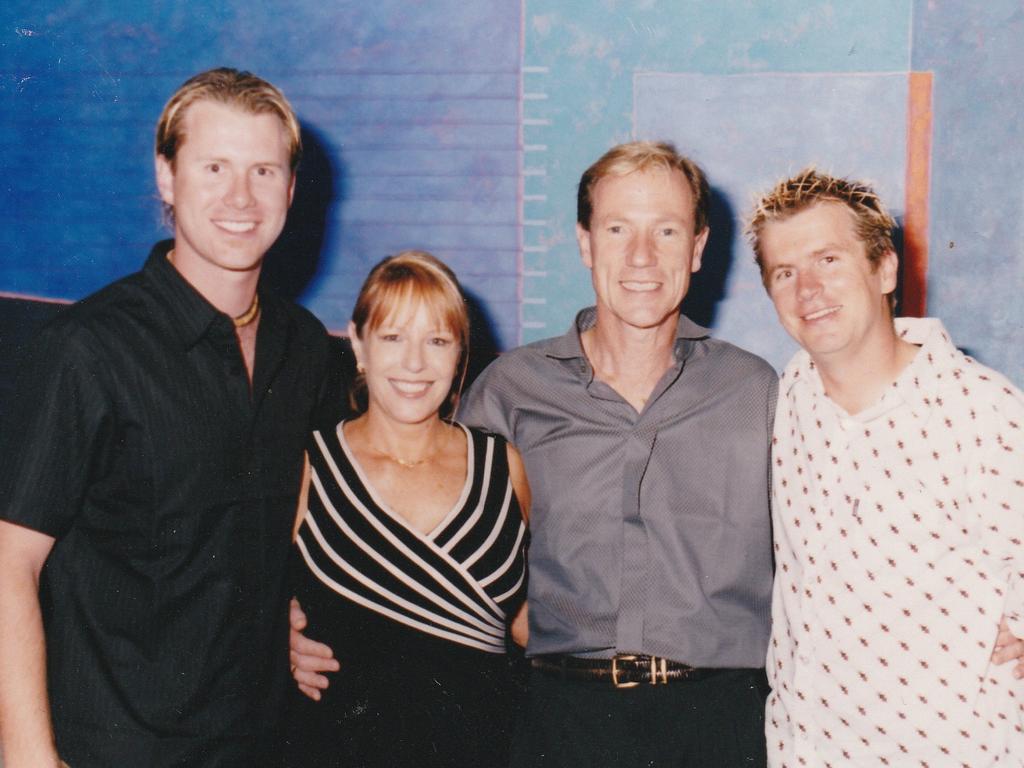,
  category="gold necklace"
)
[371,446,434,468]
[370,429,446,469]
[233,293,260,328]
[166,249,260,328]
